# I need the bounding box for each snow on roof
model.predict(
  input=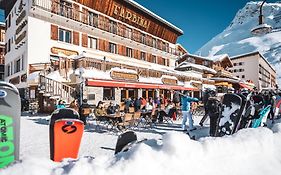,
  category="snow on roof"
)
[46,71,68,82]
[210,77,240,83]
[176,62,217,74]
[209,54,229,62]
[74,68,112,80]
[124,0,184,35]
[27,71,40,84]
[110,67,138,74]
[161,75,178,80]
[138,77,163,84]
